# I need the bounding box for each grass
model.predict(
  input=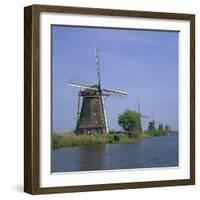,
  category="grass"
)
[52,132,143,149]
[52,130,170,149]
[144,130,168,137]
